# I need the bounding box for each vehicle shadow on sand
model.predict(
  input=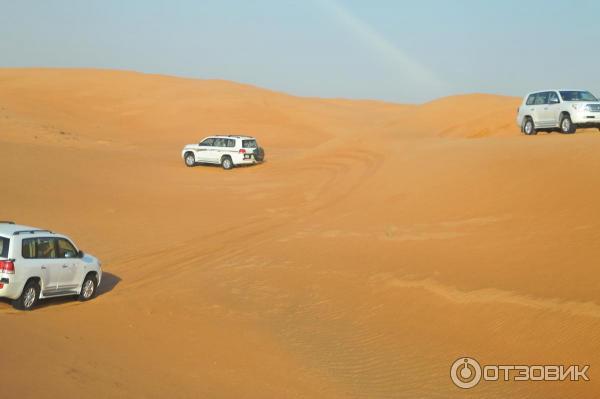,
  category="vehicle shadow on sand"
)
[0,272,121,310]
[97,271,121,296]
[189,160,267,170]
